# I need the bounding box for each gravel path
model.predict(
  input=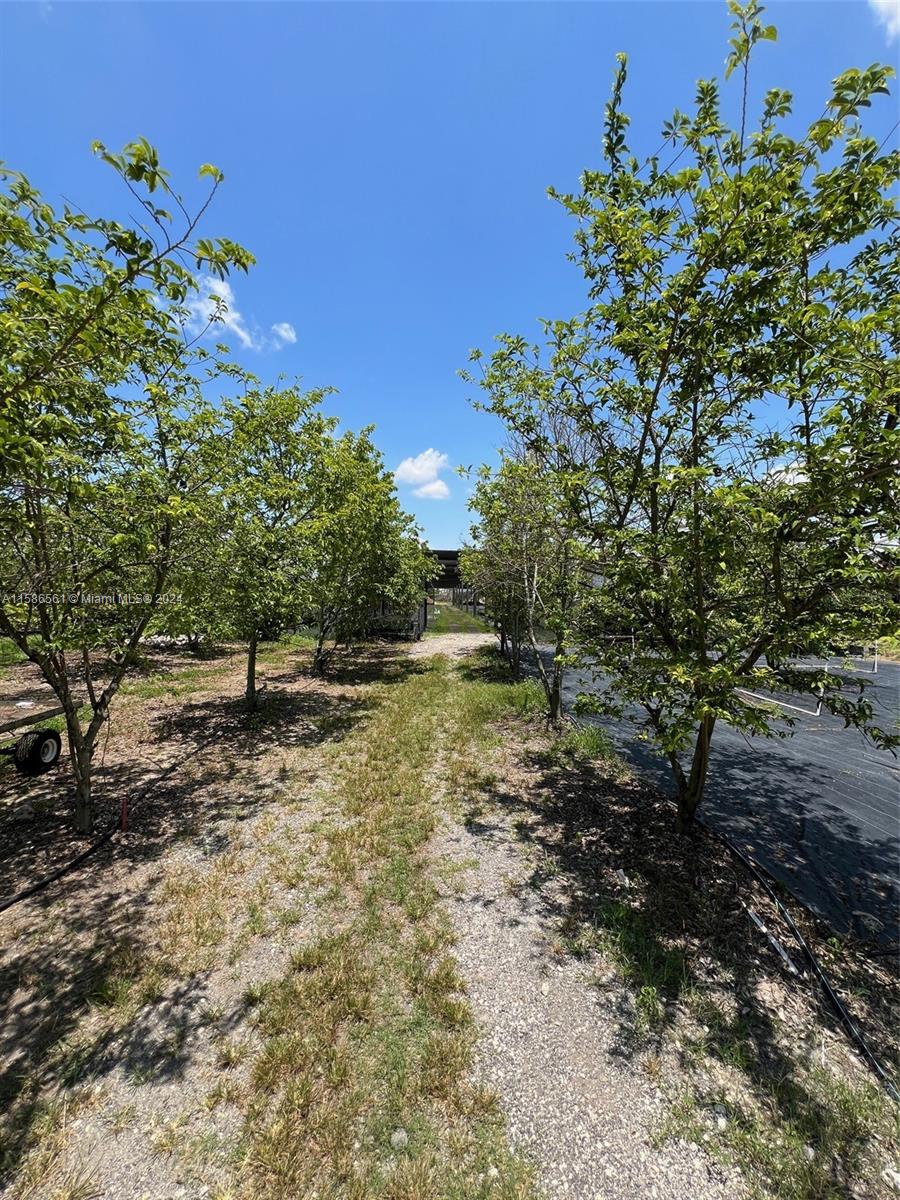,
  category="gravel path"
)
[409,630,494,659]
[426,634,743,1200]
